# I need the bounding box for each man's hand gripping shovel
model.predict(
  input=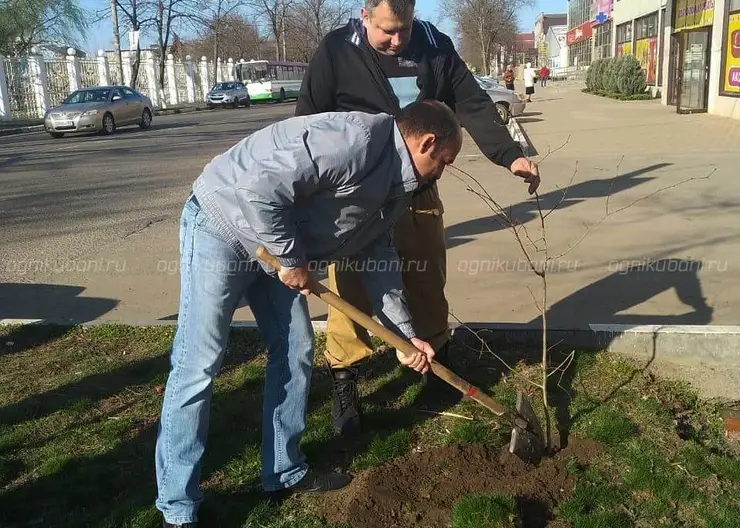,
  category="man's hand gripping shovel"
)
[256,247,546,463]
